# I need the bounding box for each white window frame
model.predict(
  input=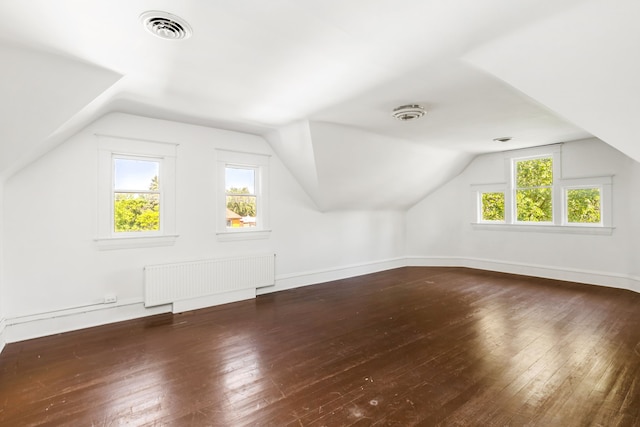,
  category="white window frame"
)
[112,154,163,236]
[471,144,613,235]
[560,177,612,228]
[509,149,560,225]
[472,184,506,224]
[216,149,271,241]
[96,135,178,250]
